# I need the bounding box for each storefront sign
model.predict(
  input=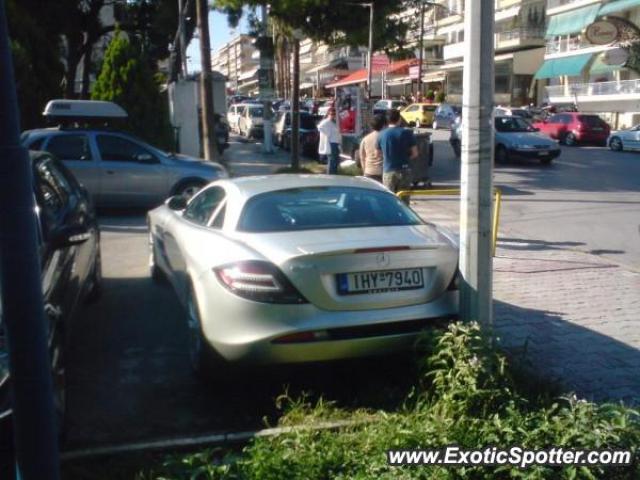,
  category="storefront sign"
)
[585,20,619,45]
[409,65,419,80]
